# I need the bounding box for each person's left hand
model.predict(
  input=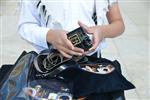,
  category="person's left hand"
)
[78,21,105,53]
